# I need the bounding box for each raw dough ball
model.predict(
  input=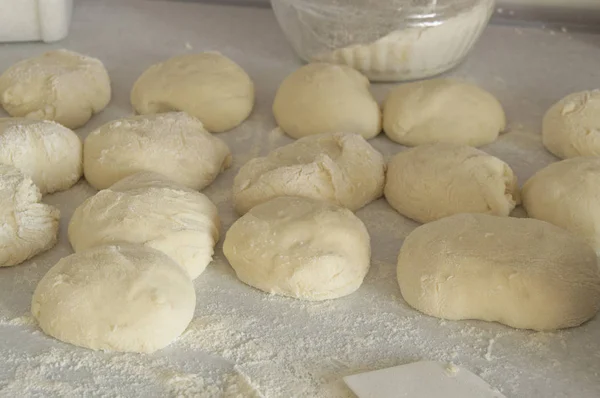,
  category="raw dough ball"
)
[0,118,82,194]
[0,49,111,129]
[31,244,196,353]
[84,112,231,190]
[131,52,254,133]
[69,172,220,279]
[384,143,519,223]
[0,164,59,267]
[522,157,600,251]
[223,196,371,301]
[542,90,600,159]
[273,63,381,139]
[397,213,600,331]
[233,132,385,214]
[383,79,505,146]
